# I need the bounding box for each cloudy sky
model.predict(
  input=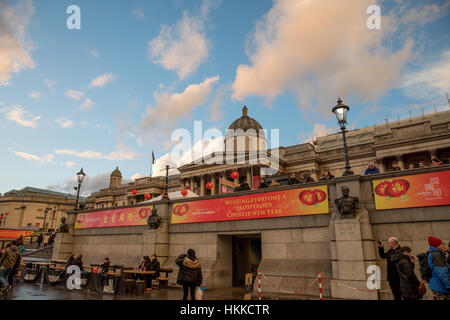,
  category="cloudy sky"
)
[1,0,449,196]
